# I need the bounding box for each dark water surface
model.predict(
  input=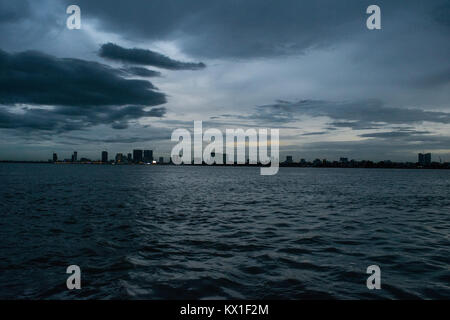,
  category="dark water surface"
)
[0,164,449,299]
